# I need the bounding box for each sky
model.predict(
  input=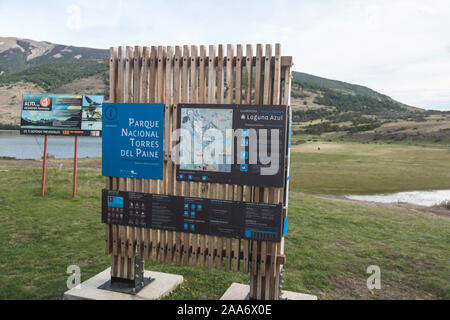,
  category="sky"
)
[0,0,449,110]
